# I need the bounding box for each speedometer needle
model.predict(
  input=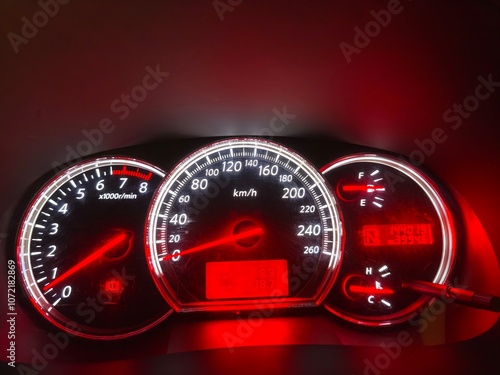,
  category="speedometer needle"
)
[162,227,264,261]
[43,232,129,291]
